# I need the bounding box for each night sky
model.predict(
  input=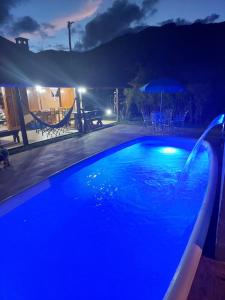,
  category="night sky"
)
[1,0,225,52]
